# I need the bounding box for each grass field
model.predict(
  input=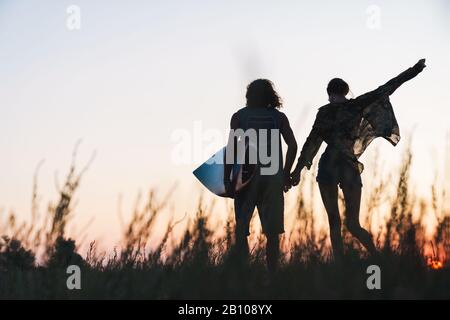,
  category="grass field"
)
[0,146,449,299]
